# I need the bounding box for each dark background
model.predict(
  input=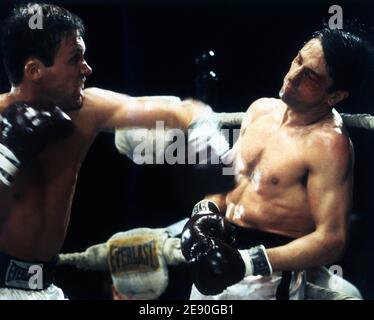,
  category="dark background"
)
[1,0,374,299]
